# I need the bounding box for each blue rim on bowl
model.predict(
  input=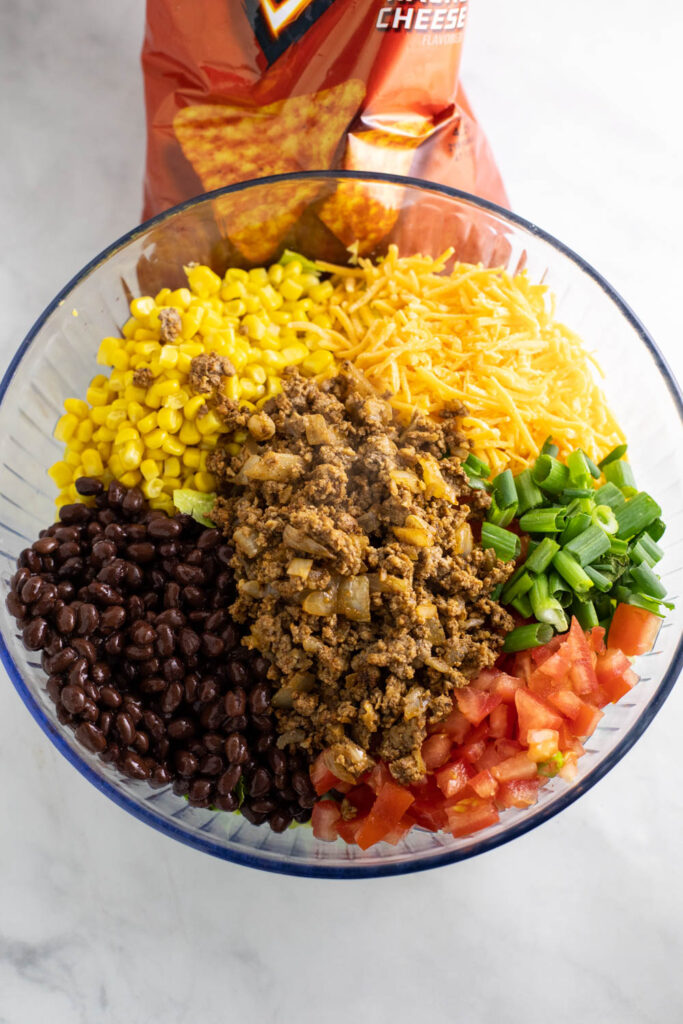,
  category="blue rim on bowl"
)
[2,171,682,877]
